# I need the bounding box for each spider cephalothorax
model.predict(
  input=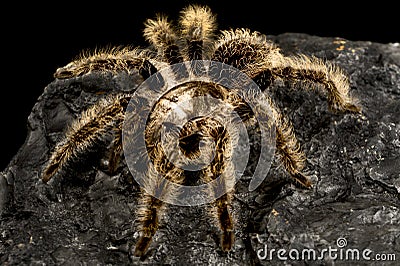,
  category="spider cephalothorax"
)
[41,4,361,258]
